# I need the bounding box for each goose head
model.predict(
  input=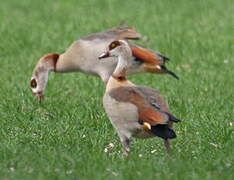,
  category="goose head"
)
[99,40,131,59]
[30,53,59,102]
